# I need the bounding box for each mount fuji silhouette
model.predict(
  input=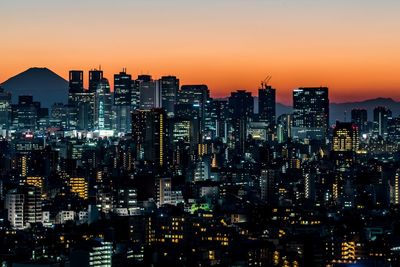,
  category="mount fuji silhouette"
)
[1,67,68,107]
